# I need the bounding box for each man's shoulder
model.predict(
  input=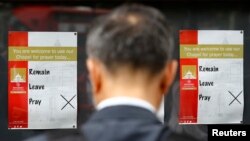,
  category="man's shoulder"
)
[81,106,169,141]
[158,125,202,141]
[82,106,201,141]
[82,119,165,141]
